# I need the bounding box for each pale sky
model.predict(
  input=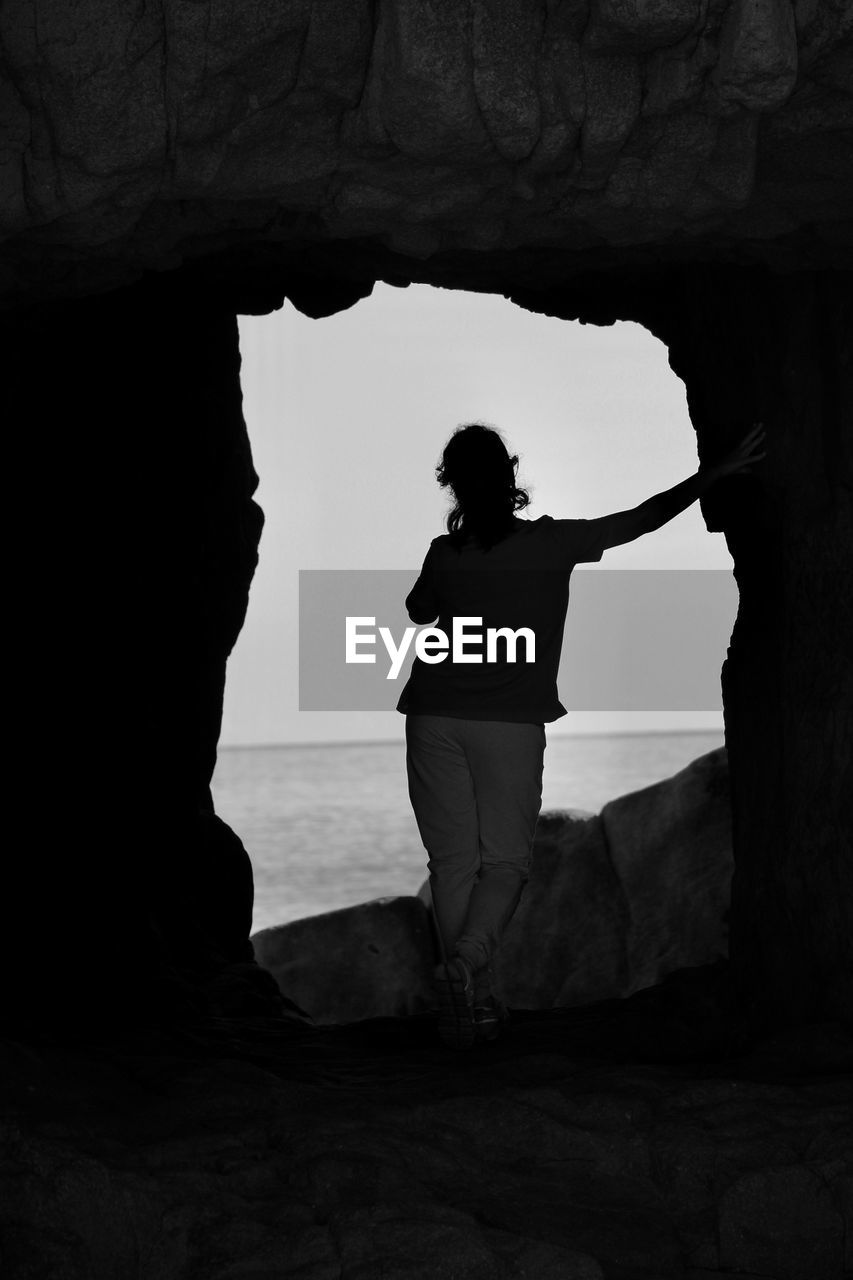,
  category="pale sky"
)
[222,282,734,745]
